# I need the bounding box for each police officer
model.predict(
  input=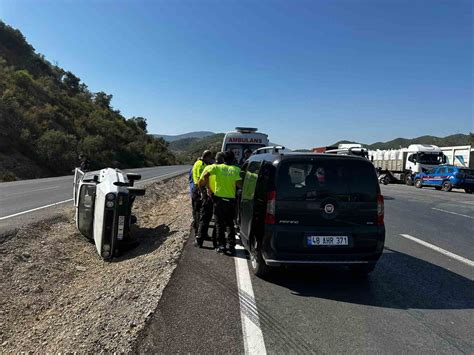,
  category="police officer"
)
[196,152,225,248]
[200,150,242,255]
[191,150,213,236]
